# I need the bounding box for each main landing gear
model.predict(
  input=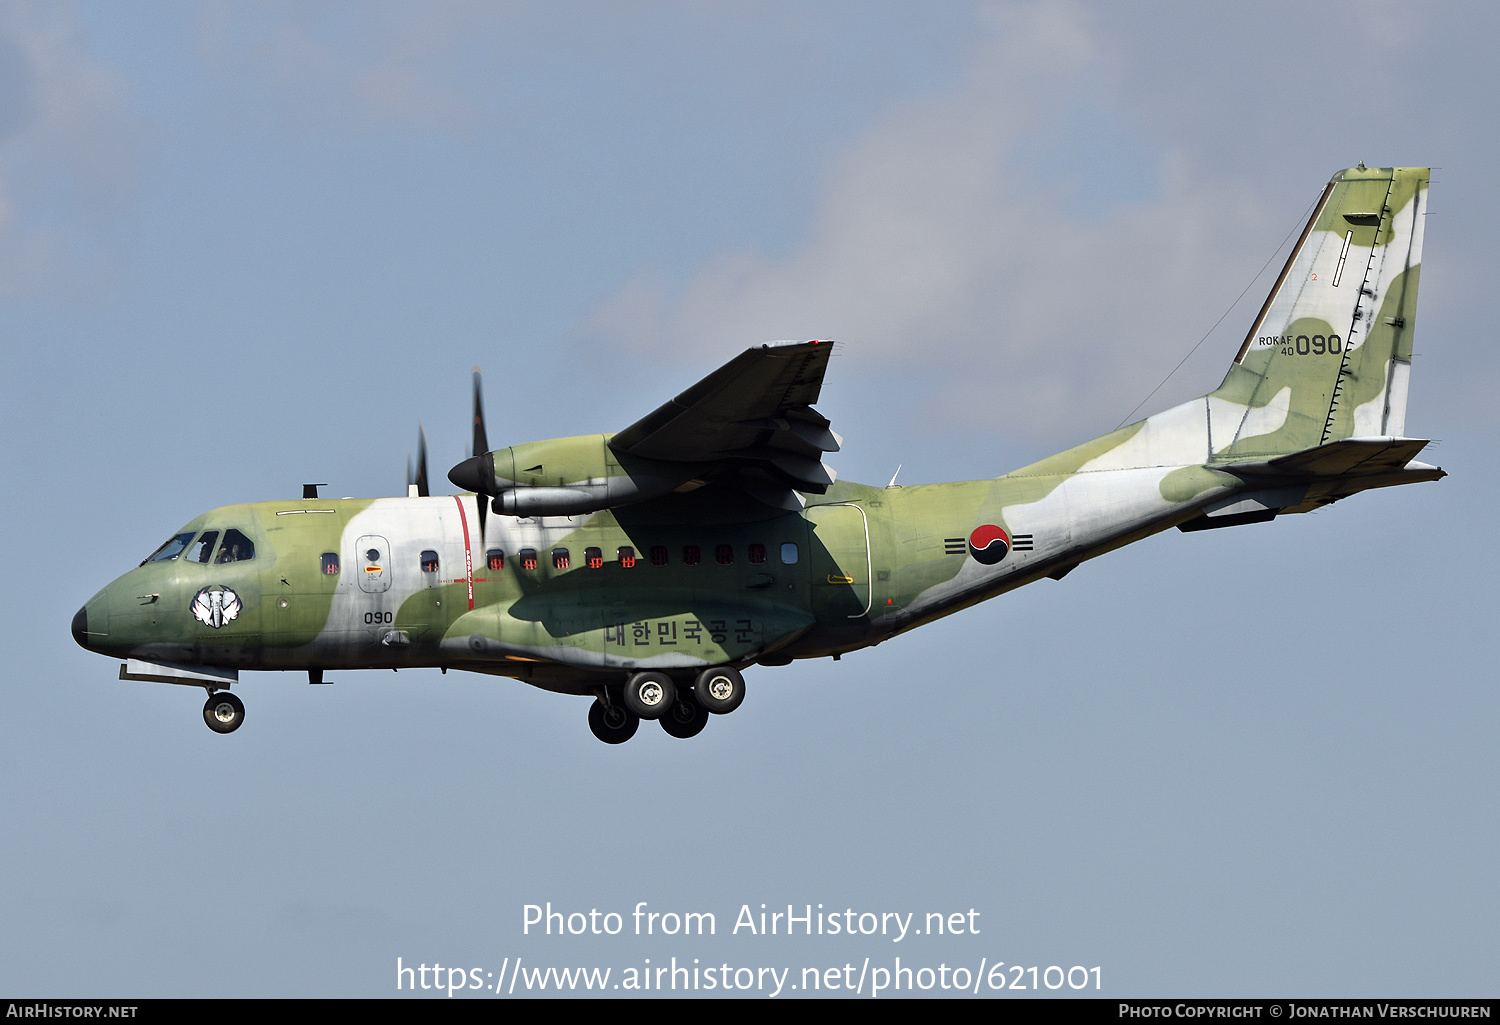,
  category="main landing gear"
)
[203,690,245,734]
[587,698,639,744]
[587,666,746,744]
